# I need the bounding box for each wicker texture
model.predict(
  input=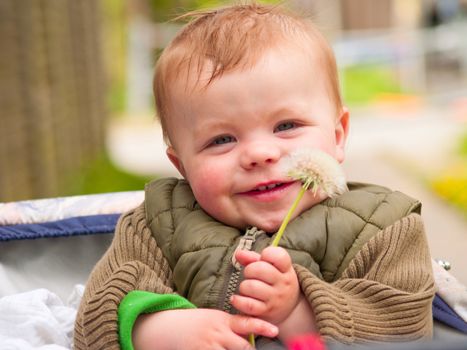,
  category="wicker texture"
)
[0,0,106,202]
